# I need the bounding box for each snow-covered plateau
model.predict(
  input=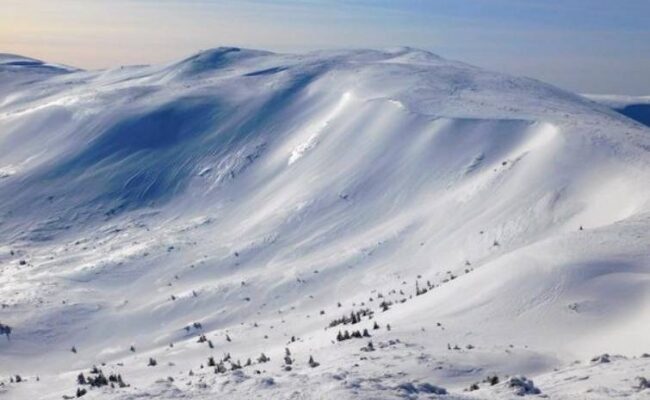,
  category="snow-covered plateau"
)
[1,47,649,399]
